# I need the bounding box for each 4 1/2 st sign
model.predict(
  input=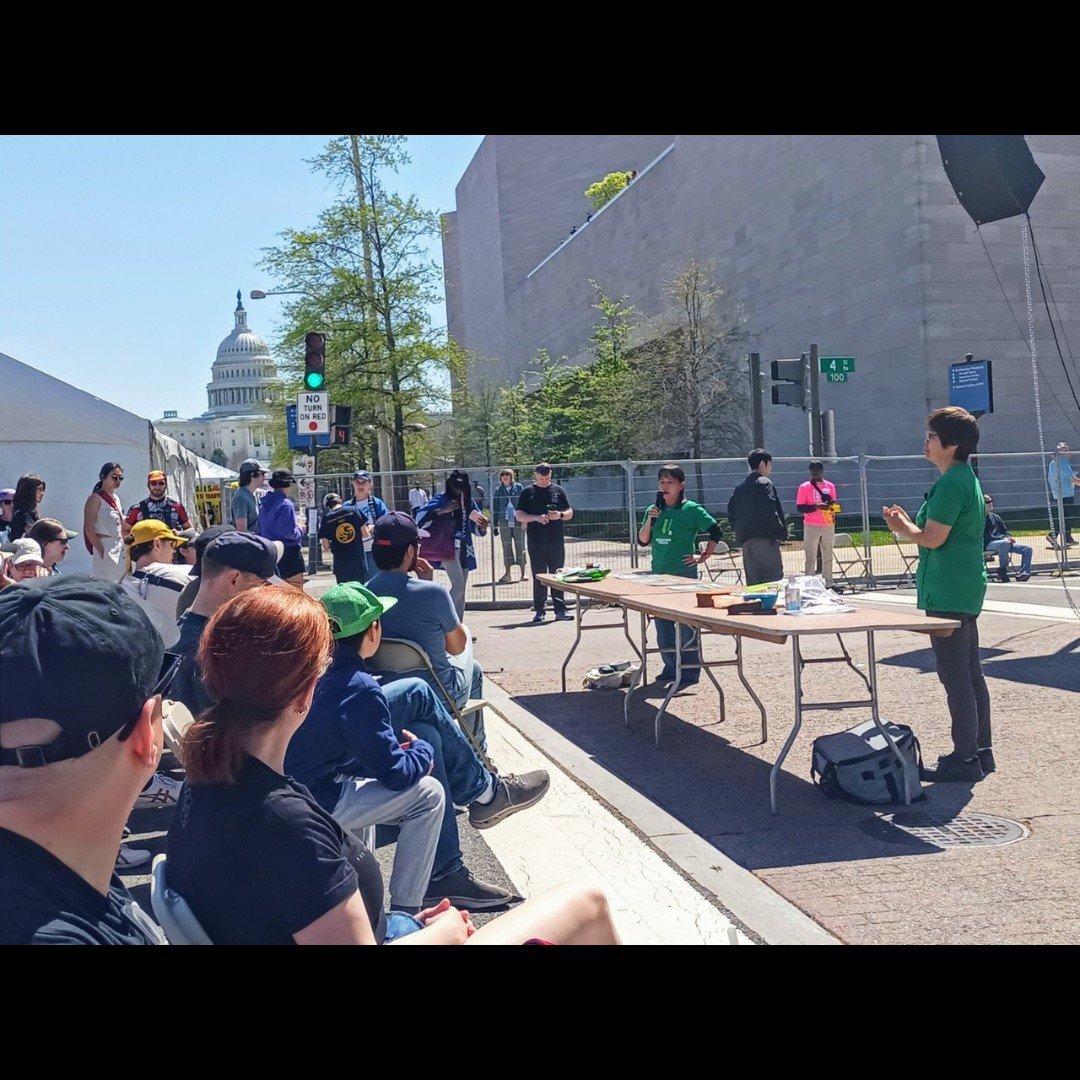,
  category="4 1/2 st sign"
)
[296,392,330,434]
